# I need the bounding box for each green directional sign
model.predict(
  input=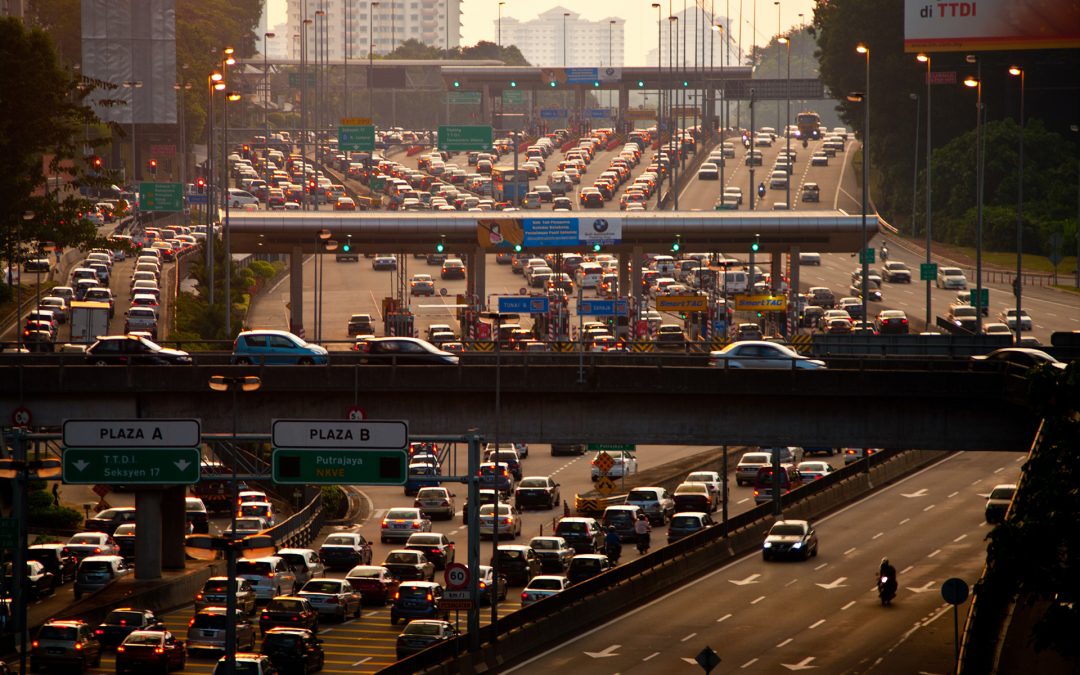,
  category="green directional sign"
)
[502,90,524,105]
[437,125,493,152]
[587,443,637,452]
[62,448,201,485]
[272,449,407,485]
[858,248,876,265]
[338,125,375,152]
[920,262,938,281]
[970,287,989,308]
[448,91,482,105]
[138,182,183,212]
